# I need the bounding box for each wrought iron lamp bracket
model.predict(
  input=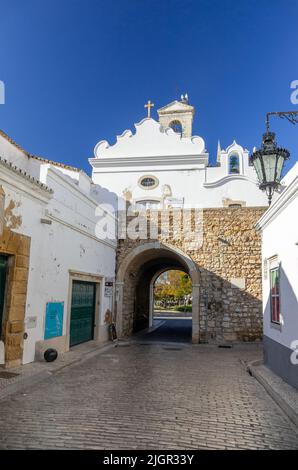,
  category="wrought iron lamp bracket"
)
[266,111,298,132]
